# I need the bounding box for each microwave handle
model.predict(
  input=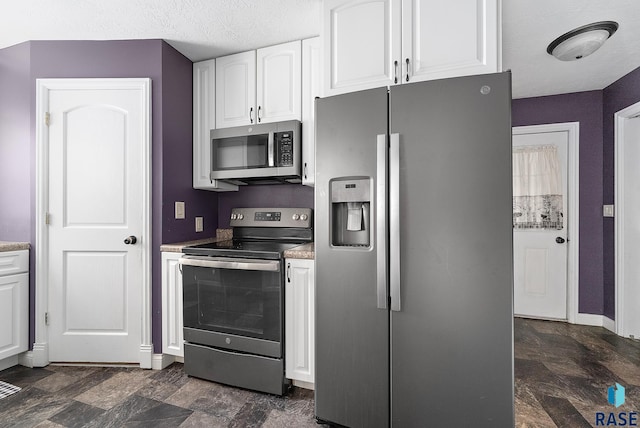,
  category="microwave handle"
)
[268,132,275,167]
